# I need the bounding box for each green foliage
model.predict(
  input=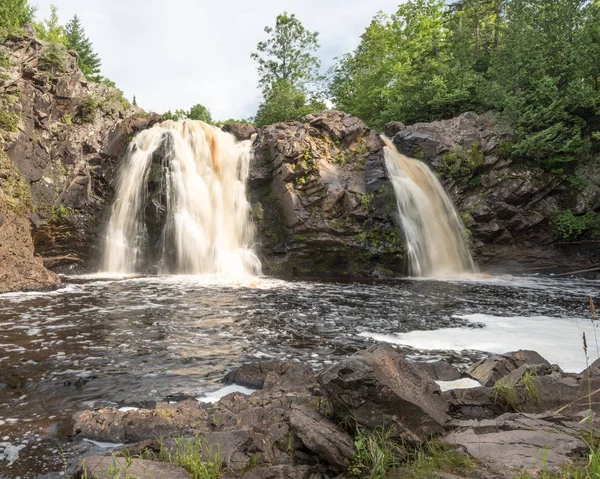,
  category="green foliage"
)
[35,4,66,45]
[65,14,101,80]
[0,150,31,214]
[252,13,324,126]
[348,426,403,479]
[0,0,35,40]
[61,113,72,125]
[568,176,588,191]
[405,439,476,478]
[492,370,542,412]
[164,103,213,123]
[553,209,600,240]
[79,94,102,122]
[492,377,521,411]
[328,0,600,170]
[39,41,66,75]
[254,79,325,127]
[0,50,9,68]
[251,12,321,89]
[0,109,19,131]
[149,436,226,479]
